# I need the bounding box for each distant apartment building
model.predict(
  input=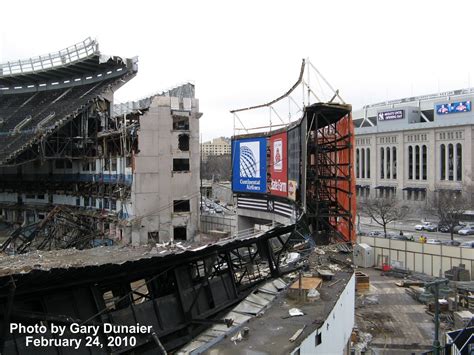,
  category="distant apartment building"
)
[353,88,474,202]
[200,137,231,158]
